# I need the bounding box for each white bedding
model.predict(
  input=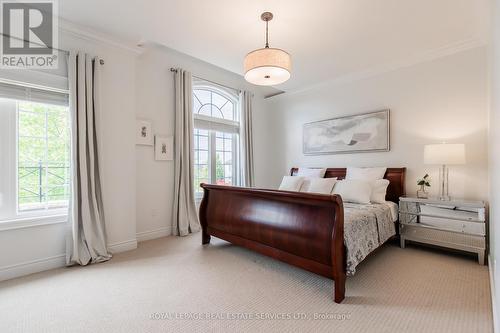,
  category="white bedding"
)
[383,201,399,223]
